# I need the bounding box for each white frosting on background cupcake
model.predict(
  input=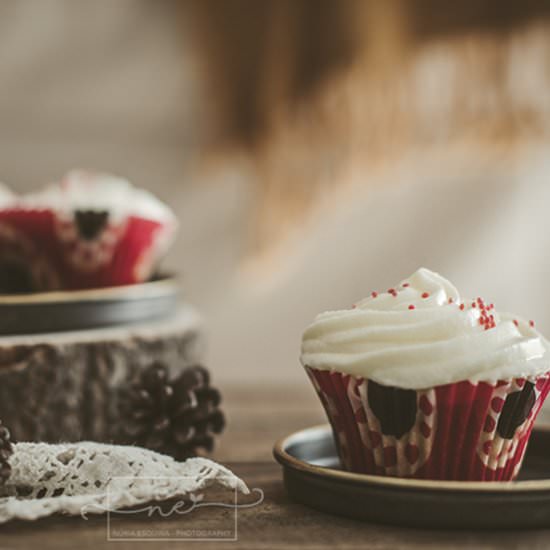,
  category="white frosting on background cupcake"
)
[301,268,550,389]
[0,170,176,224]
[0,183,16,208]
